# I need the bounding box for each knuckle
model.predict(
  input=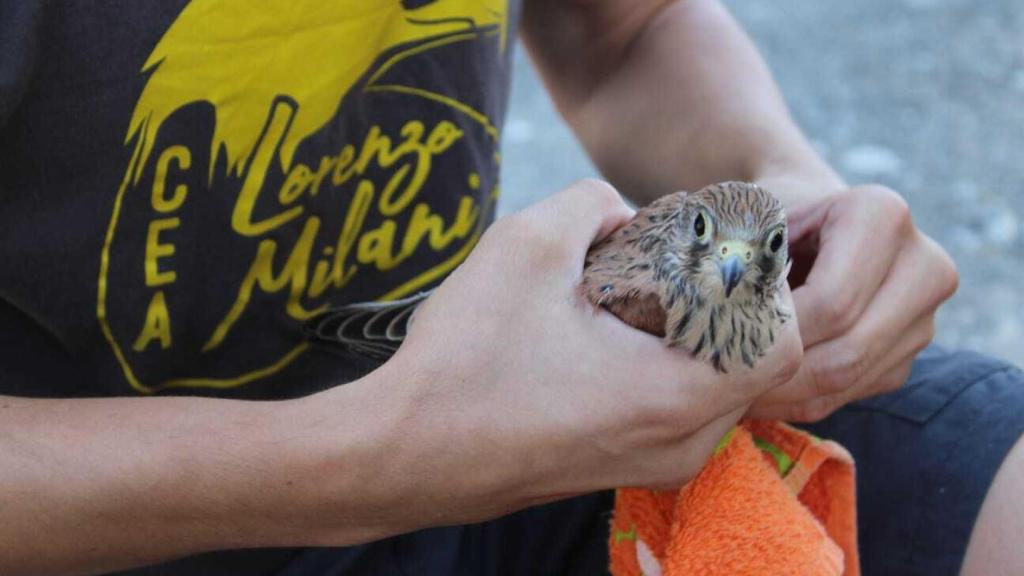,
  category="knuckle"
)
[573,178,622,206]
[912,320,937,356]
[868,367,908,397]
[827,348,868,387]
[791,398,836,423]
[806,346,864,396]
[923,320,937,345]
[818,291,858,332]
[933,246,960,300]
[913,234,959,306]
[785,404,811,423]
[572,178,629,220]
[811,403,838,422]
[878,373,906,394]
[885,363,914,392]
[882,189,912,227]
[770,337,803,386]
[494,213,565,261]
[865,184,910,213]
[807,364,844,396]
[860,184,913,233]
